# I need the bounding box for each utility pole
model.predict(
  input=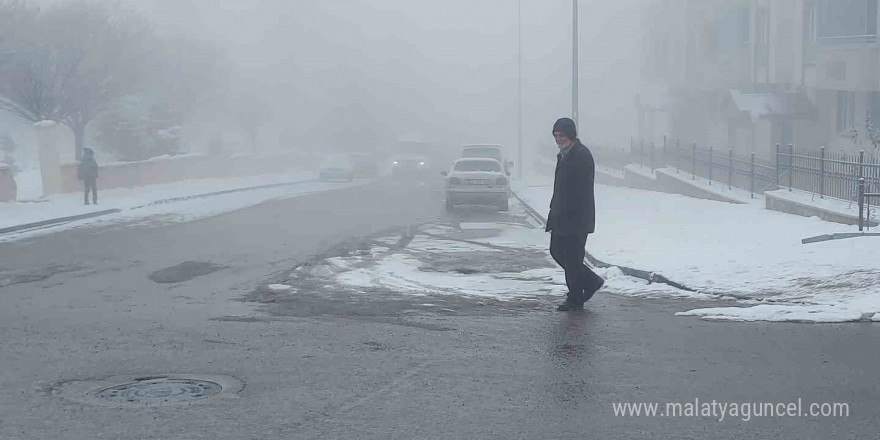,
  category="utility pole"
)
[517,0,523,179]
[572,0,579,127]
